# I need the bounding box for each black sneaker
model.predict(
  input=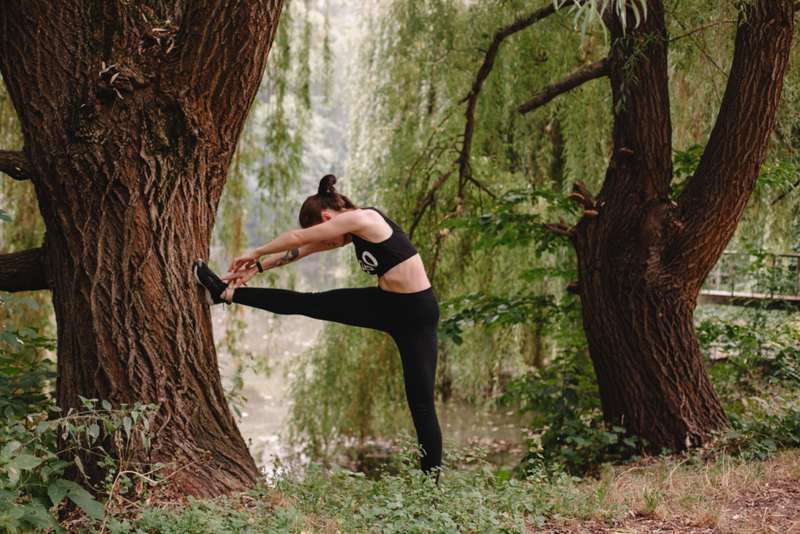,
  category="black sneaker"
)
[193,259,228,305]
